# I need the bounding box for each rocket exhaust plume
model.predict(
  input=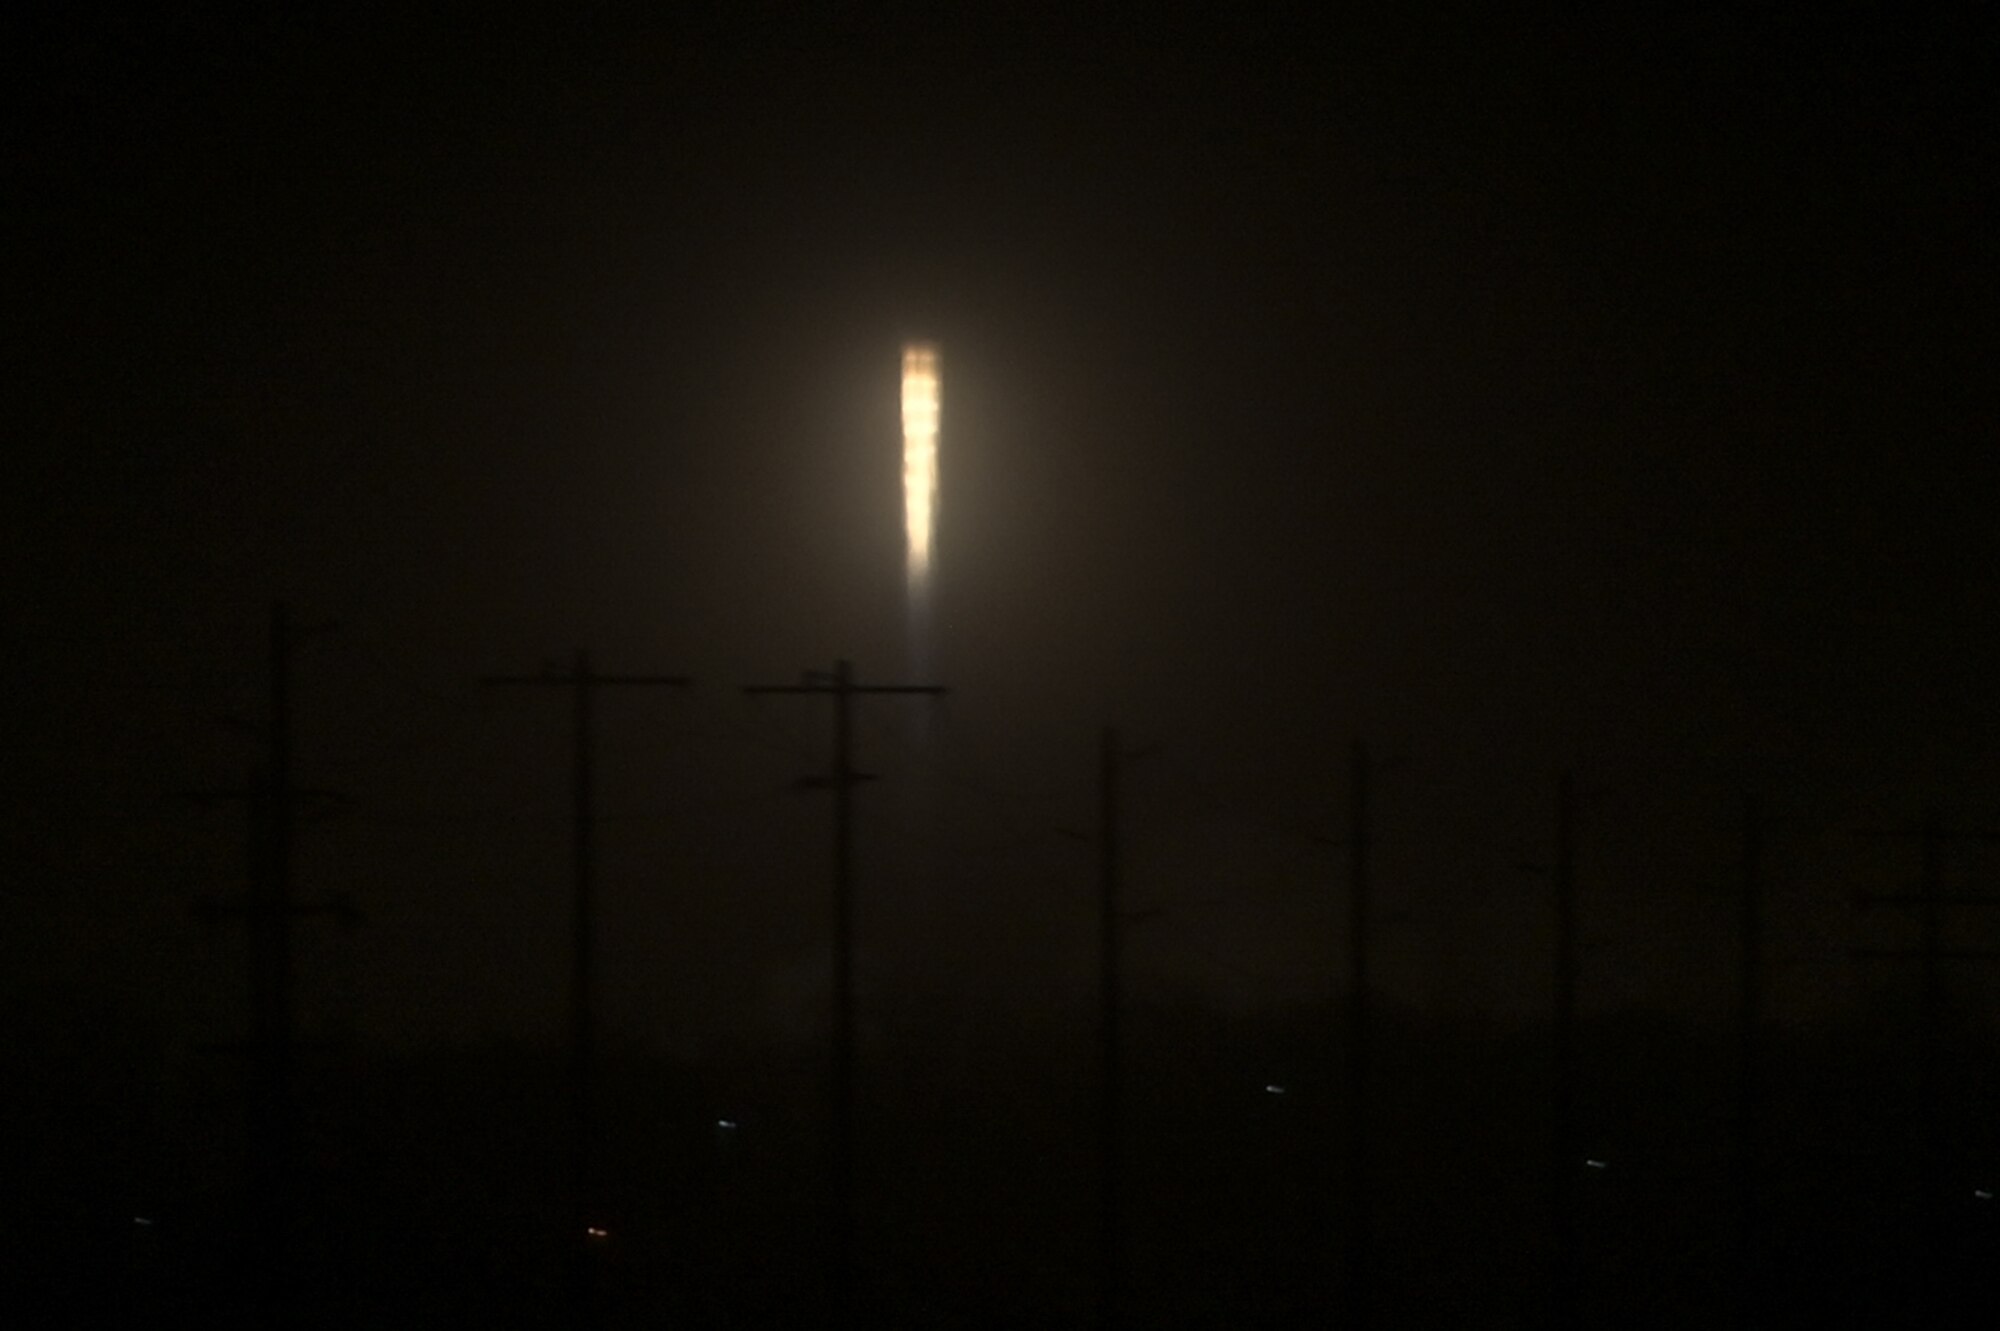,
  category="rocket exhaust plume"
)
[901,343,940,673]
[902,342,940,595]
